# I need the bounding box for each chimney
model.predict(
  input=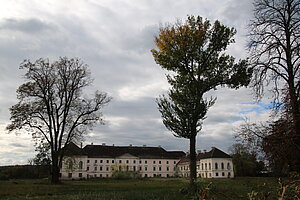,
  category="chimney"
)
[80,143,83,149]
[102,143,106,146]
[158,145,161,148]
[204,149,207,153]
[197,150,202,154]
[129,144,132,147]
[112,144,115,146]
[143,144,146,147]
[91,142,93,145]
